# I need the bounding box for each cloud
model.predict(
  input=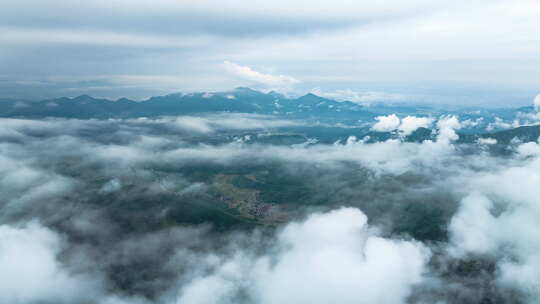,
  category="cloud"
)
[517,140,540,157]
[170,116,214,133]
[0,27,211,49]
[461,117,484,129]
[371,114,401,132]
[0,1,435,39]
[221,61,299,88]
[448,193,497,256]
[486,117,520,131]
[0,221,101,303]
[435,115,461,143]
[398,116,434,136]
[132,114,302,134]
[534,94,540,110]
[371,114,433,136]
[477,137,497,145]
[177,208,430,304]
[3,115,540,302]
[3,1,540,100]
[13,101,29,109]
[309,88,408,104]
[446,150,540,301]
